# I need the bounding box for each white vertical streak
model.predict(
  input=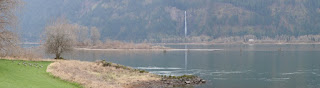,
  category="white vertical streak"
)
[185,11,187,38]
